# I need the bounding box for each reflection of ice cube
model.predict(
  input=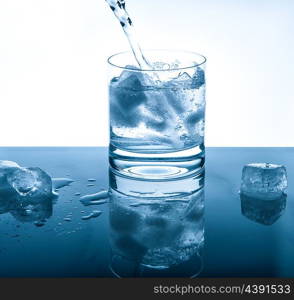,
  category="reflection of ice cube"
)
[240,193,287,225]
[110,191,204,269]
[140,215,184,249]
[110,202,141,234]
[10,198,53,224]
[114,235,147,261]
[241,163,287,200]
